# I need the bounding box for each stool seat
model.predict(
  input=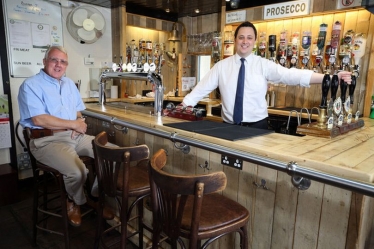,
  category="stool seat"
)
[149,149,250,249]
[22,127,95,249]
[92,131,151,249]
[117,159,150,195]
[180,193,249,234]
